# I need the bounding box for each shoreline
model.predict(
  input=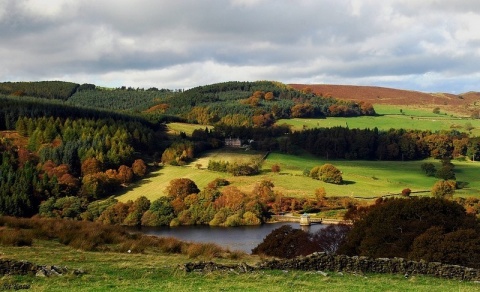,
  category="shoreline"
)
[267,214,351,225]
